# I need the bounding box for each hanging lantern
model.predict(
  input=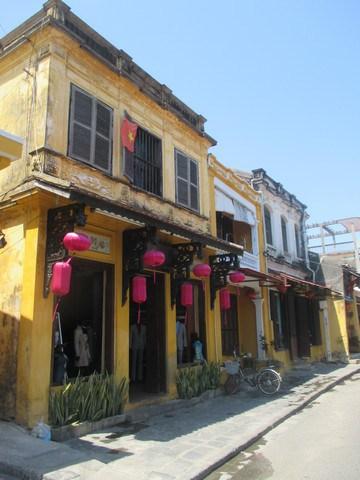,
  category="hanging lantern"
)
[229,271,246,284]
[193,263,211,278]
[277,284,288,294]
[181,282,193,307]
[143,249,166,268]
[132,276,147,324]
[247,288,257,301]
[220,288,231,310]
[132,276,147,303]
[181,282,193,326]
[50,260,72,297]
[63,232,92,252]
